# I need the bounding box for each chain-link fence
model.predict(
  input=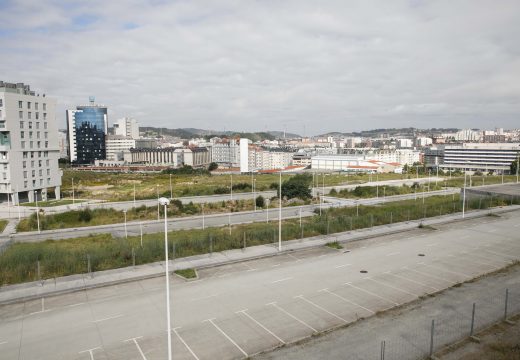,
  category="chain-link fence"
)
[377,283,520,360]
